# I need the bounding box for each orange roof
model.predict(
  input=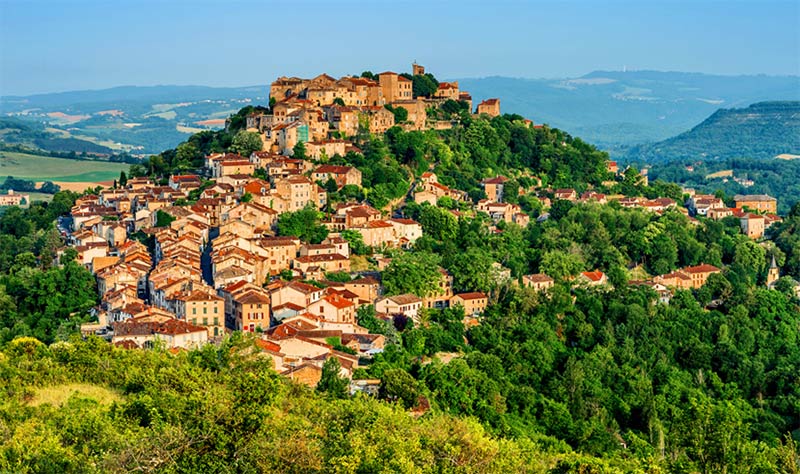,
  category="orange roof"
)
[390,218,419,225]
[581,271,605,282]
[365,220,394,229]
[287,281,325,294]
[454,292,488,300]
[323,295,355,309]
[683,264,721,274]
[235,290,271,304]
